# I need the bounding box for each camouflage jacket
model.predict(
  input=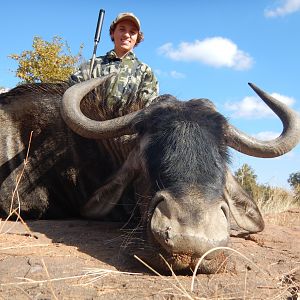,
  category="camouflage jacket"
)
[70,50,159,108]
